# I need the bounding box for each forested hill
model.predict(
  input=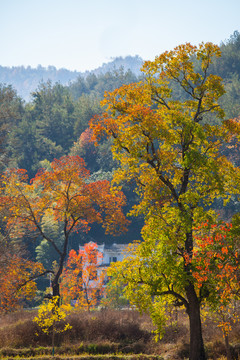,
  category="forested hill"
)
[0,55,143,101]
[1,30,240,256]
